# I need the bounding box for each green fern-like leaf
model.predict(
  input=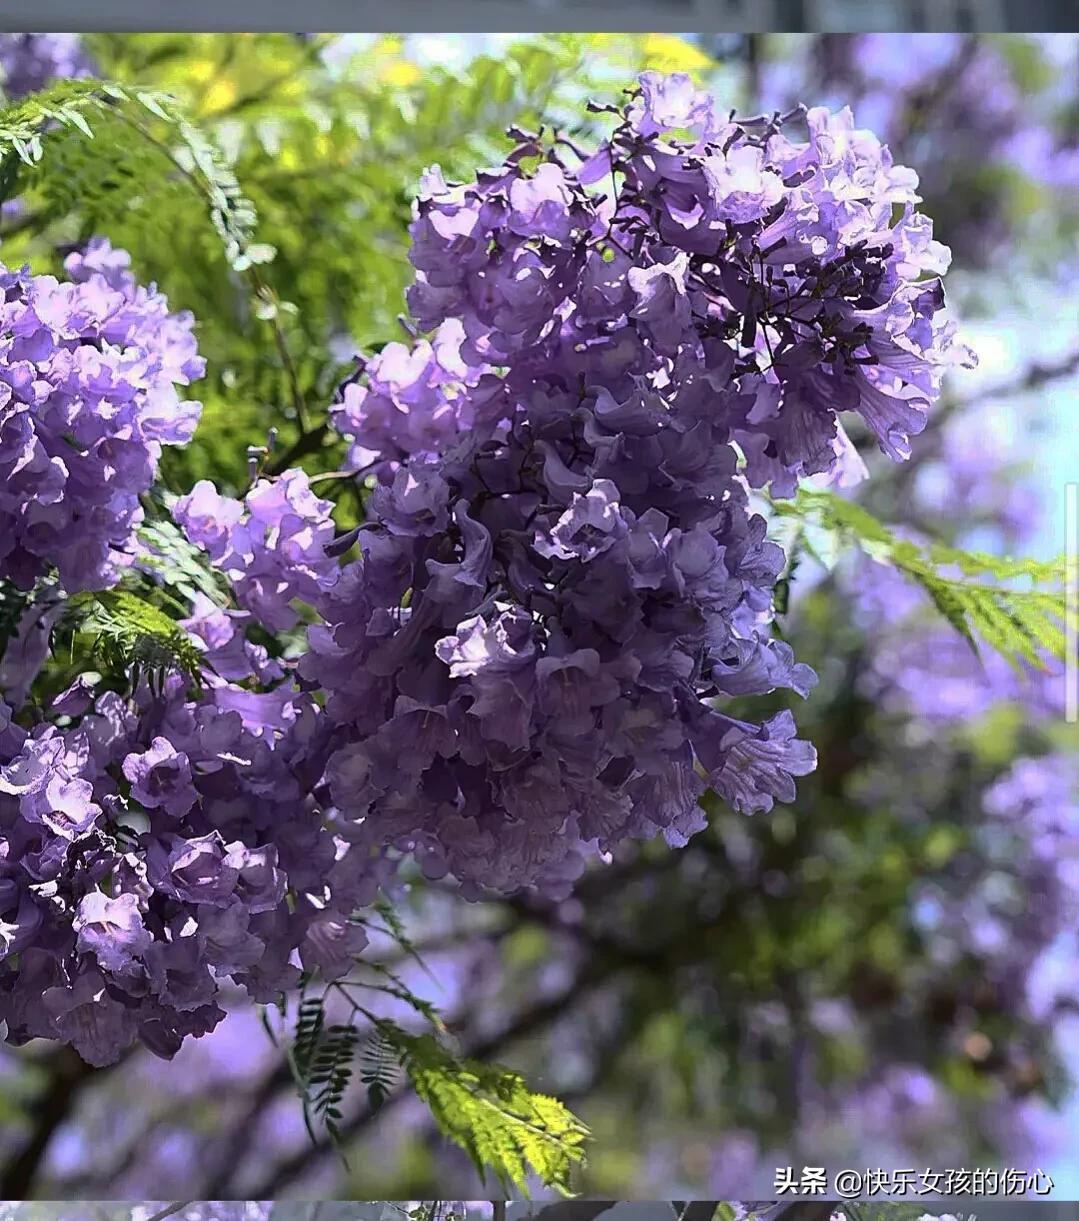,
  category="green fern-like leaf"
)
[0,78,267,271]
[370,896,439,986]
[773,488,1068,671]
[67,587,203,688]
[310,1023,361,1140]
[136,516,230,607]
[359,1027,400,1111]
[291,995,326,1083]
[376,1020,590,1196]
[0,579,42,653]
